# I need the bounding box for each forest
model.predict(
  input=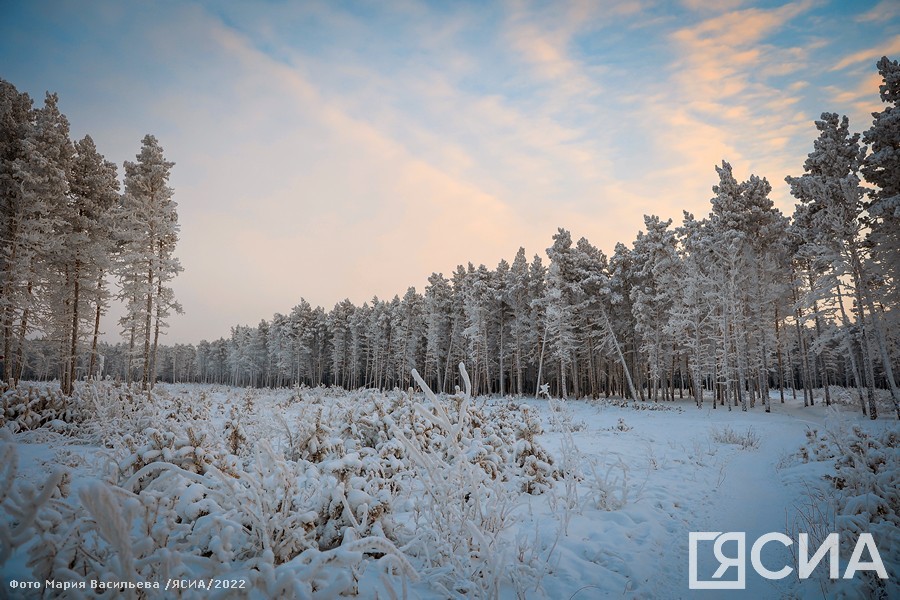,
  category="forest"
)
[1,57,898,419]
